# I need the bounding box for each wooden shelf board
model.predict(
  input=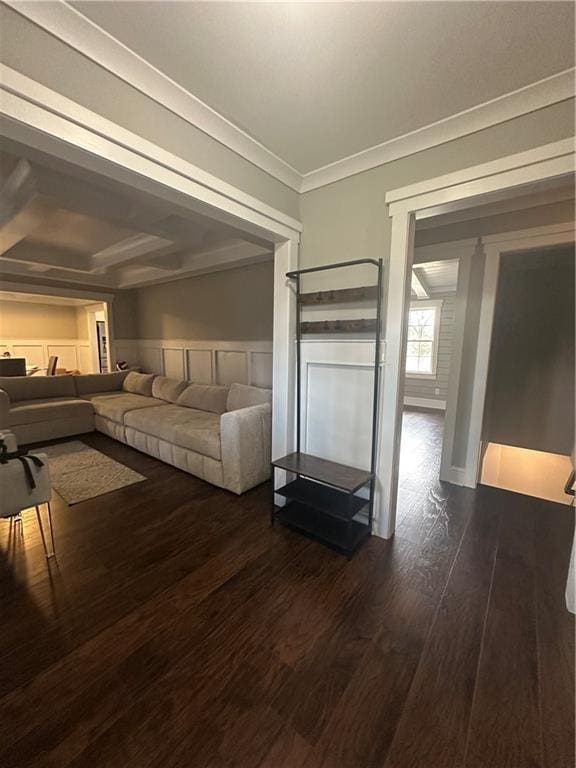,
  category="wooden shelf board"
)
[300,285,378,305]
[272,452,372,493]
[300,318,378,334]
